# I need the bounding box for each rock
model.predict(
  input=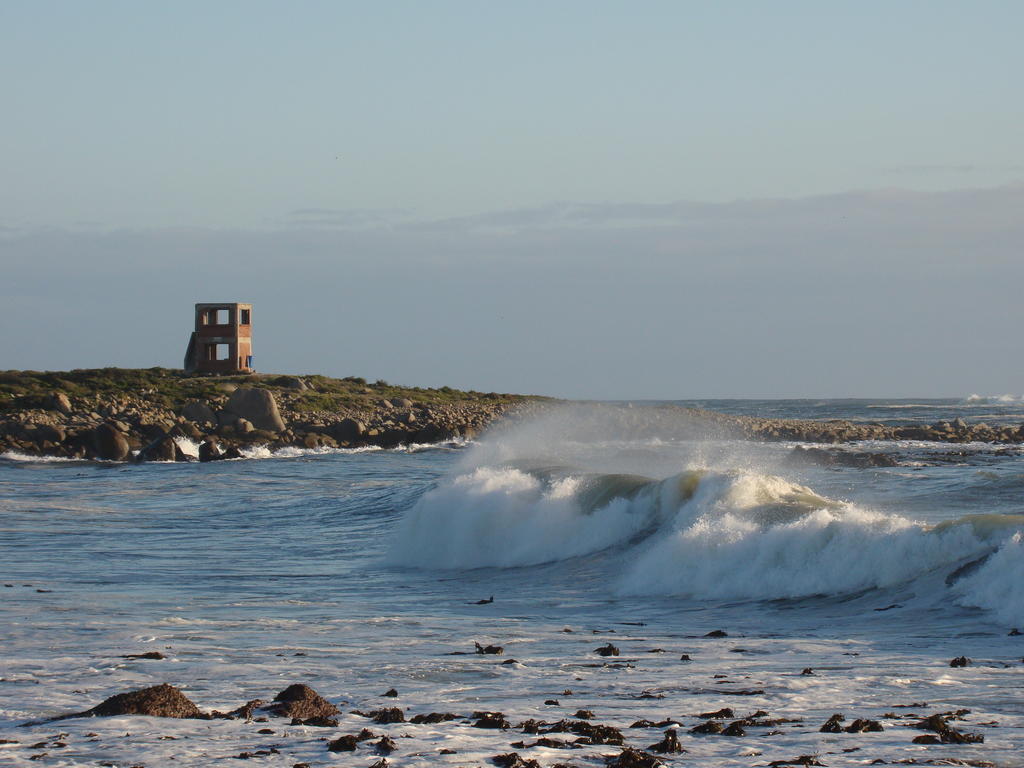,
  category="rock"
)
[236,418,255,434]
[390,398,414,409]
[648,728,684,753]
[223,699,265,720]
[327,735,358,752]
[949,656,972,667]
[493,753,540,768]
[301,432,323,448]
[29,424,66,445]
[679,654,691,661]
[911,713,984,743]
[574,709,594,719]
[472,711,511,729]
[135,435,185,463]
[475,642,504,655]
[845,718,883,733]
[93,423,130,461]
[409,712,459,724]
[122,651,166,660]
[605,747,663,767]
[704,629,728,638]
[225,388,285,432]
[82,683,202,718]
[689,720,724,735]
[767,757,825,767]
[278,377,307,391]
[722,721,747,736]
[370,707,405,724]
[263,684,338,720]
[542,720,624,744]
[198,436,221,462]
[383,688,398,698]
[215,409,239,429]
[819,713,845,732]
[787,445,899,468]
[331,418,365,441]
[594,643,620,657]
[175,421,203,440]
[374,735,397,755]
[291,716,338,727]
[46,392,72,413]
[181,401,217,426]
[698,708,733,719]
